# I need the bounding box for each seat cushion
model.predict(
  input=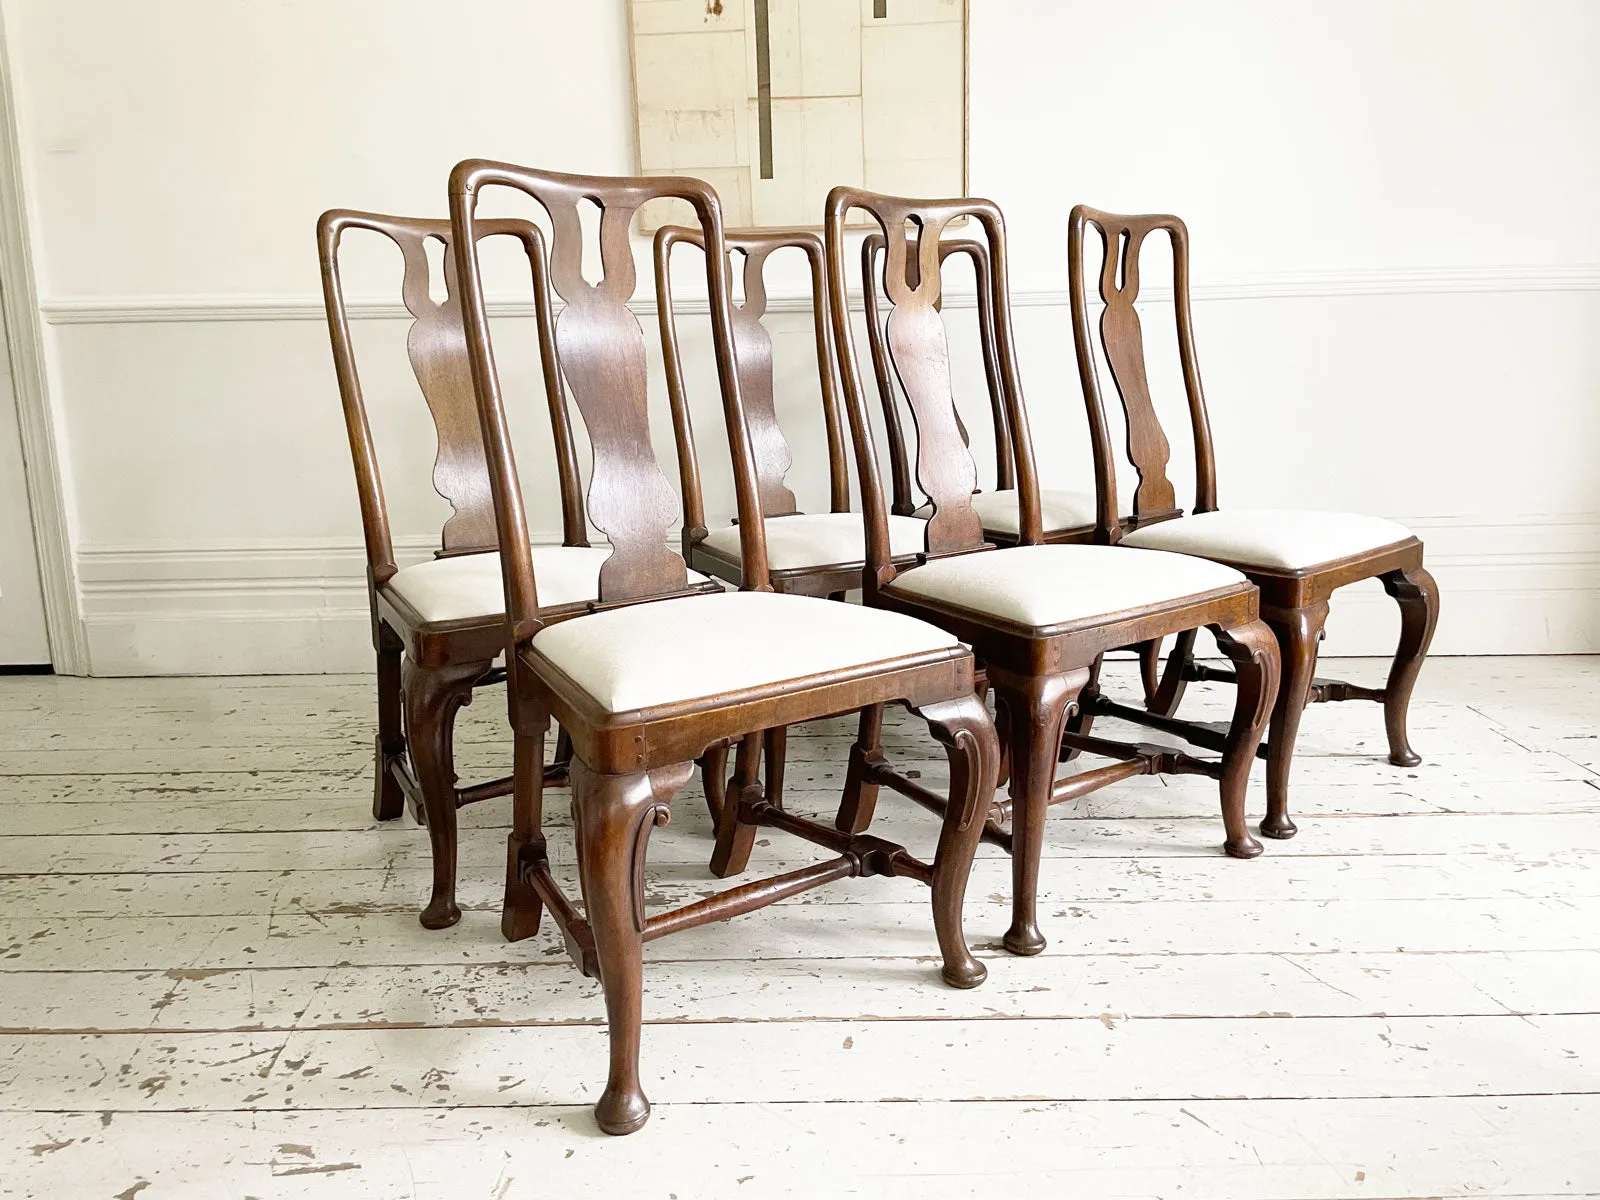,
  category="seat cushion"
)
[885,544,1249,629]
[915,488,1109,537]
[387,548,713,624]
[529,591,960,714]
[1119,509,1415,571]
[700,512,928,571]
